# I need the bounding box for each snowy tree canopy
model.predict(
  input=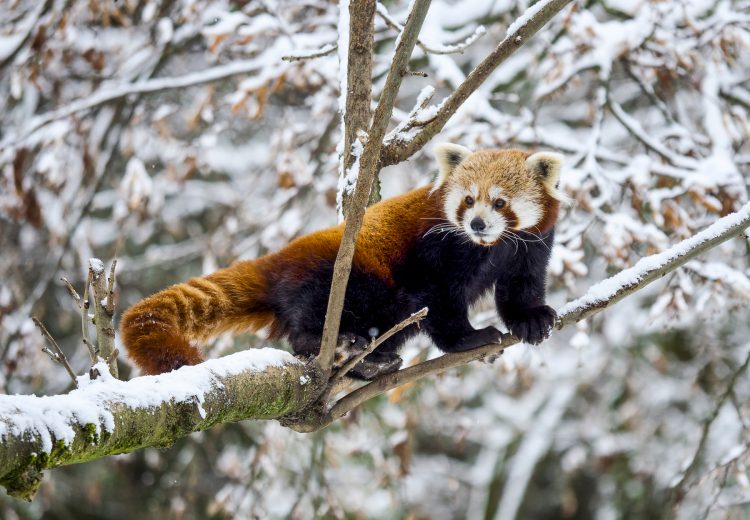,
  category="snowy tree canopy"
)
[2,0,750,517]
